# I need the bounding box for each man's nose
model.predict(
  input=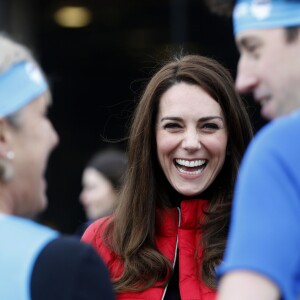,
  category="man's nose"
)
[51,124,59,149]
[235,57,258,94]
